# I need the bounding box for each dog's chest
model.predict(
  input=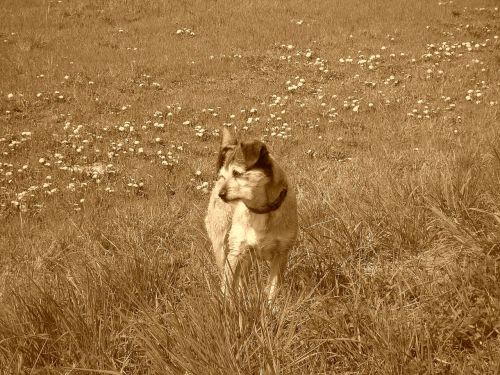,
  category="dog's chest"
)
[229,203,268,248]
